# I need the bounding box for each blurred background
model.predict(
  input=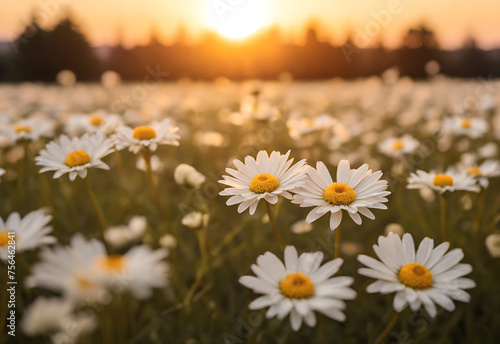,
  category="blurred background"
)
[1,0,500,81]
